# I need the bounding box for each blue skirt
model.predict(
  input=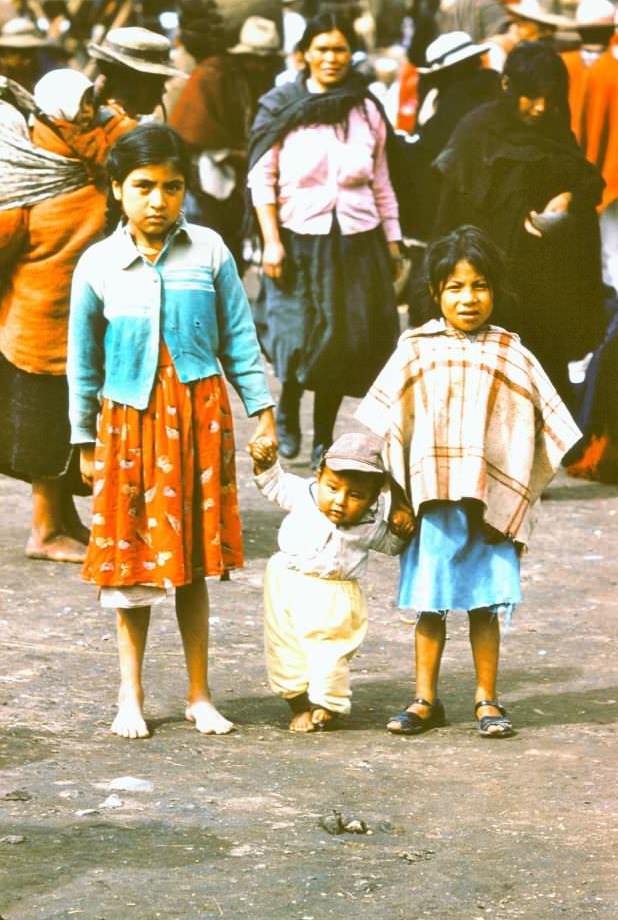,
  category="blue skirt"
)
[398,501,522,615]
